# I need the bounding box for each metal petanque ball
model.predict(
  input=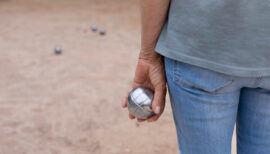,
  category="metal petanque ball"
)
[54,46,62,54]
[91,25,97,31]
[99,29,106,35]
[127,87,155,119]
